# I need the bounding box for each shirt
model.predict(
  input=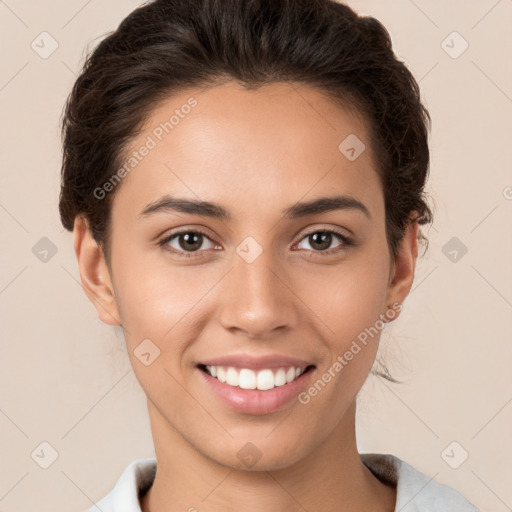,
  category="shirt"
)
[86,453,480,511]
